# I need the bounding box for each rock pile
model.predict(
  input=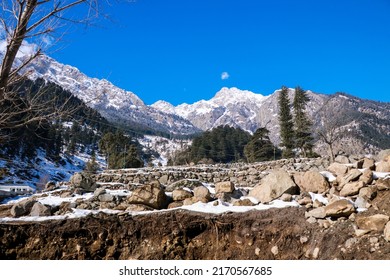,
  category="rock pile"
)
[92,157,331,188]
[5,152,390,242]
[294,153,390,238]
